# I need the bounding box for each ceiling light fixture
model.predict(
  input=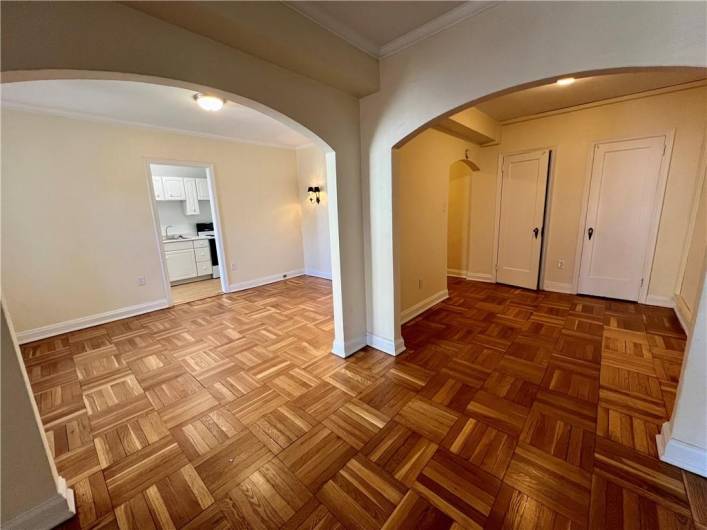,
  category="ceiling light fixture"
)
[555,77,576,86]
[193,93,225,111]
